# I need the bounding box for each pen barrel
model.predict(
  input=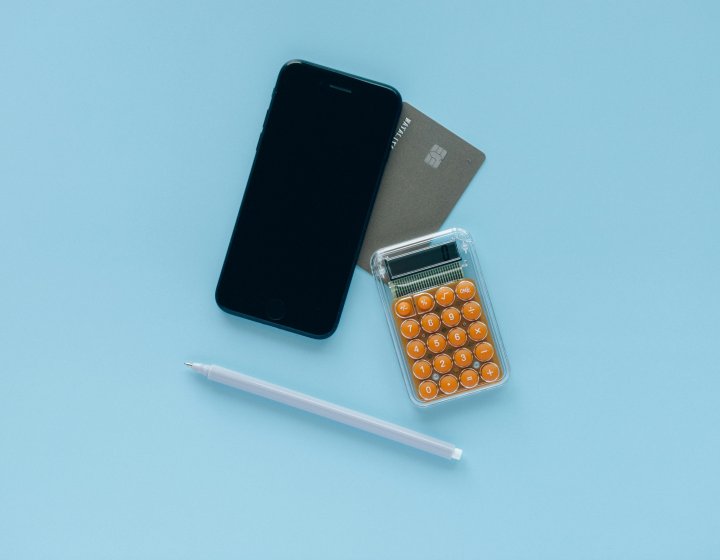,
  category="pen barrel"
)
[208,365,459,460]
